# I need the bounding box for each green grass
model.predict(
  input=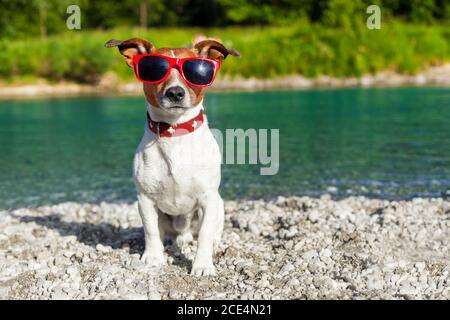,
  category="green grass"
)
[0,21,449,84]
